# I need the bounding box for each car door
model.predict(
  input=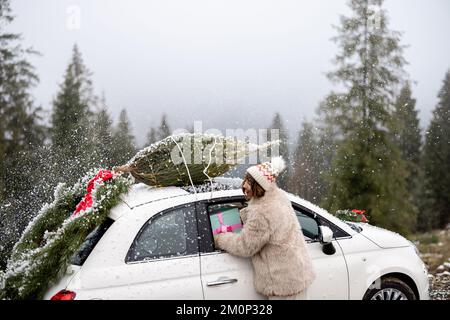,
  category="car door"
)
[293,205,349,299]
[196,196,349,300]
[77,202,204,299]
[196,199,265,299]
